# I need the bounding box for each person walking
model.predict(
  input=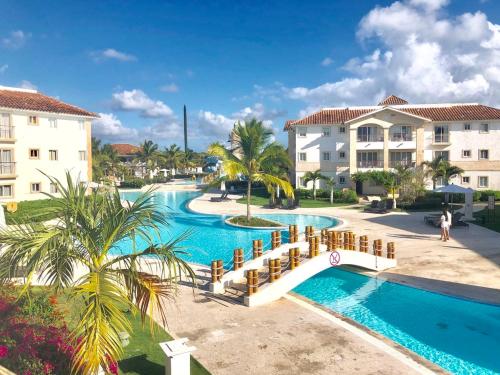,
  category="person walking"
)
[440,207,452,241]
